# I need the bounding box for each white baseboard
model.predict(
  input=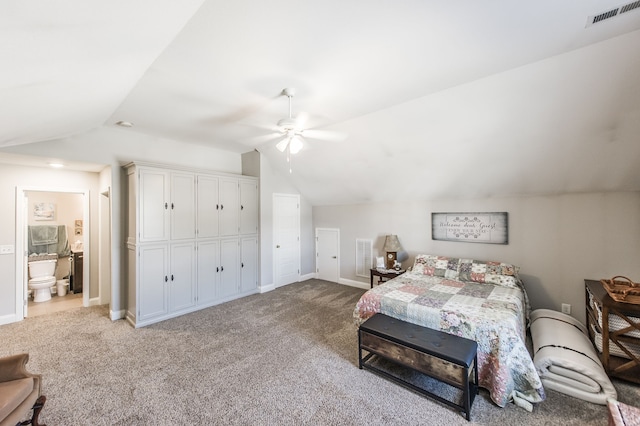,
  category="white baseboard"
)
[110,309,125,321]
[0,313,18,326]
[338,277,369,290]
[260,283,275,293]
[300,273,316,281]
[89,297,101,307]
